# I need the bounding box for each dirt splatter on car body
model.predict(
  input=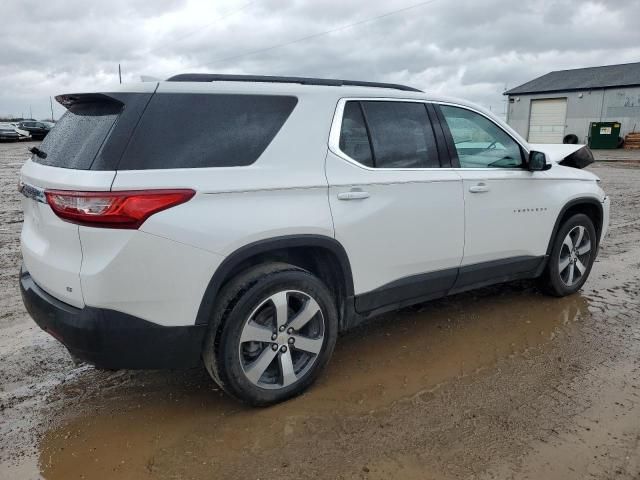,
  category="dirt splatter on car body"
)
[1,142,639,479]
